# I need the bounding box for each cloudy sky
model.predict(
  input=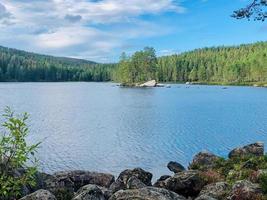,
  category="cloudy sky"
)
[0,0,266,62]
